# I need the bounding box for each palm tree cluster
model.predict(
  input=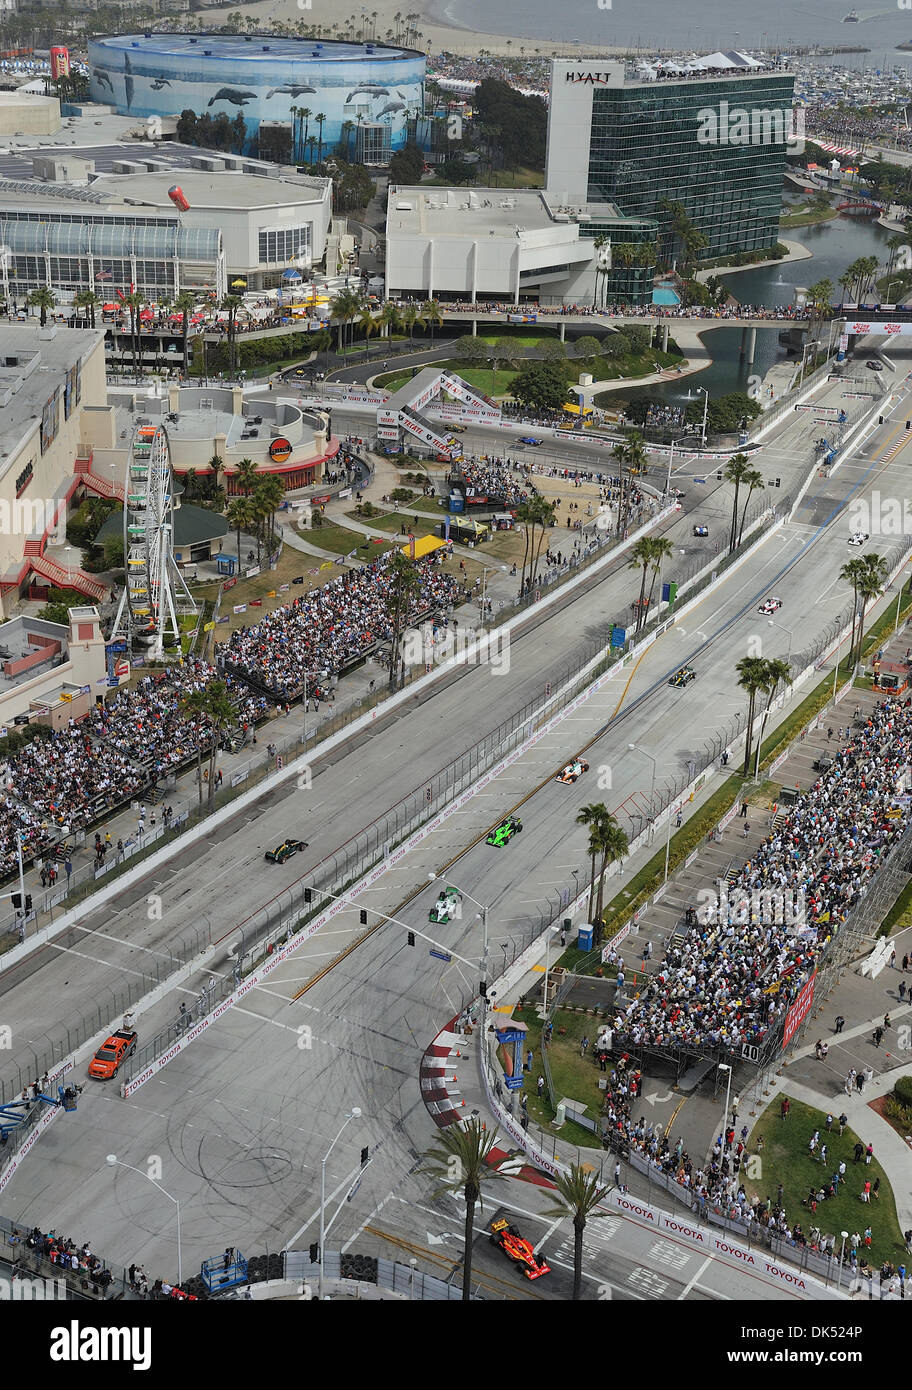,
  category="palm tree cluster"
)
[611,430,648,538]
[838,256,880,305]
[514,495,557,594]
[722,454,765,556]
[840,552,891,673]
[736,656,793,777]
[224,457,284,567]
[659,199,709,275]
[328,295,442,358]
[575,804,629,944]
[627,536,674,635]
